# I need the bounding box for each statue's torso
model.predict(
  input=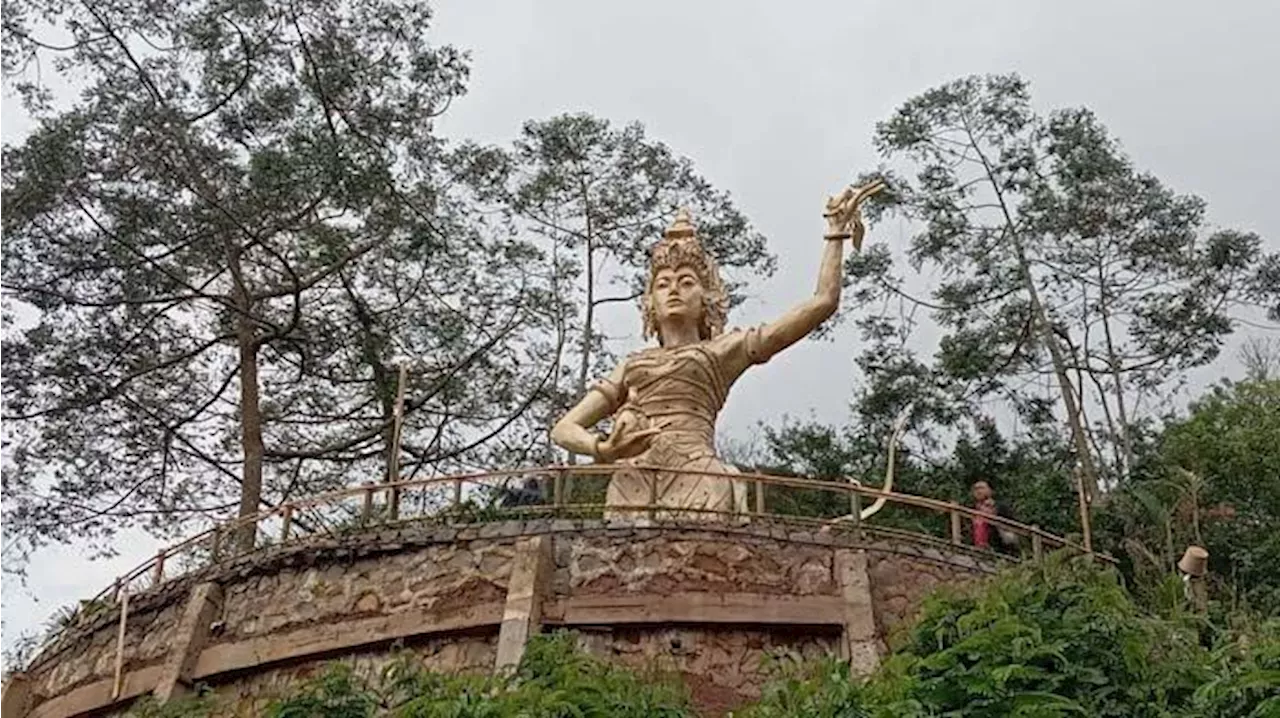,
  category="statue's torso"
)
[620,342,731,460]
[604,330,766,517]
